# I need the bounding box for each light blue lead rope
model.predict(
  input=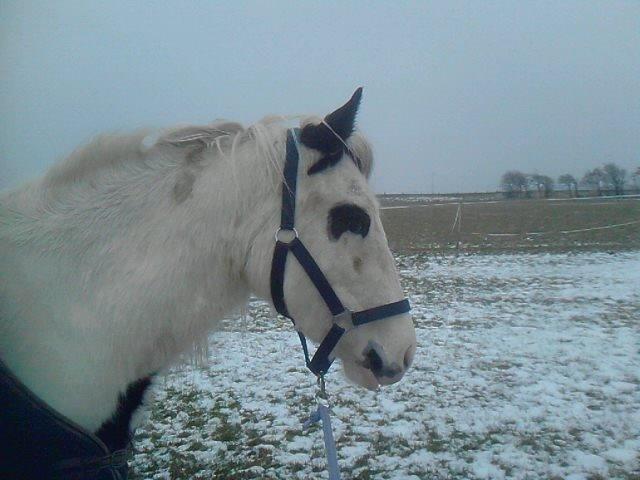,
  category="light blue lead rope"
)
[303,376,341,480]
